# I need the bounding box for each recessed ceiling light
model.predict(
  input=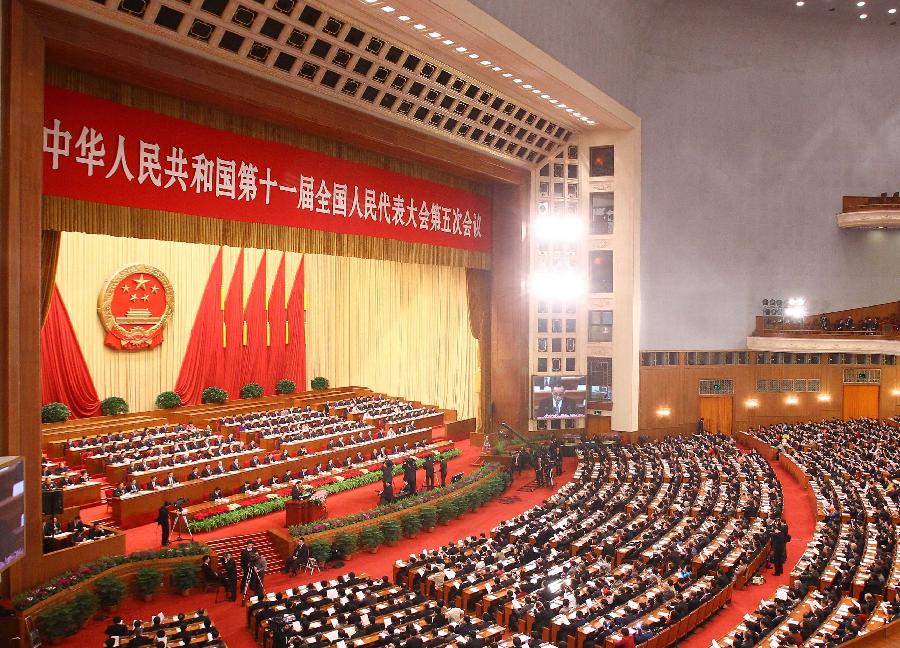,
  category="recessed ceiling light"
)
[548,99,558,104]
[586,120,595,125]
[558,103,567,108]
[512,78,522,83]
[442,39,454,45]
[890,8,897,14]
[540,94,549,99]
[363,0,378,4]
[859,13,868,18]
[492,66,502,71]
[381,5,395,12]
[857,1,865,6]
[412,23,426,30]
[455,46,467,52]
[795,1,804,6]
[427,31,441,38]
[479,60,492,65]
[397,15,410,21]
[502,72,513,78]
[522,83,532,89]
[468,53,479,59]
[573,112,581,117]
[565,108,575,113]
[532,89,541,94]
